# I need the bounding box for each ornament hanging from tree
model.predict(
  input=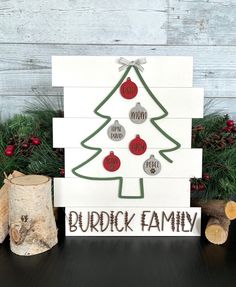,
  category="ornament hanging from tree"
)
[129,135,147,155]
[103,151,121,172]
[143,155,161,176]
[107,120,126,141]
[129,103,148,124]
[120,77,138,99]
